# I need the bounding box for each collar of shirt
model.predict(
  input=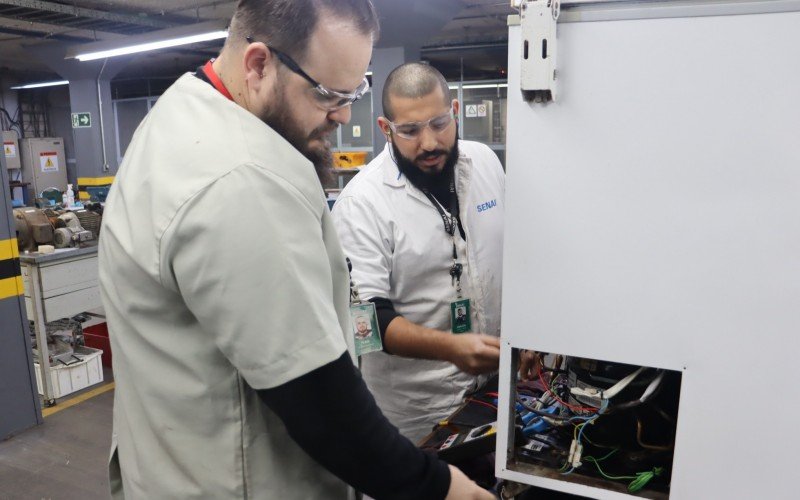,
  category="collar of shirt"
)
[198,59,234,102]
